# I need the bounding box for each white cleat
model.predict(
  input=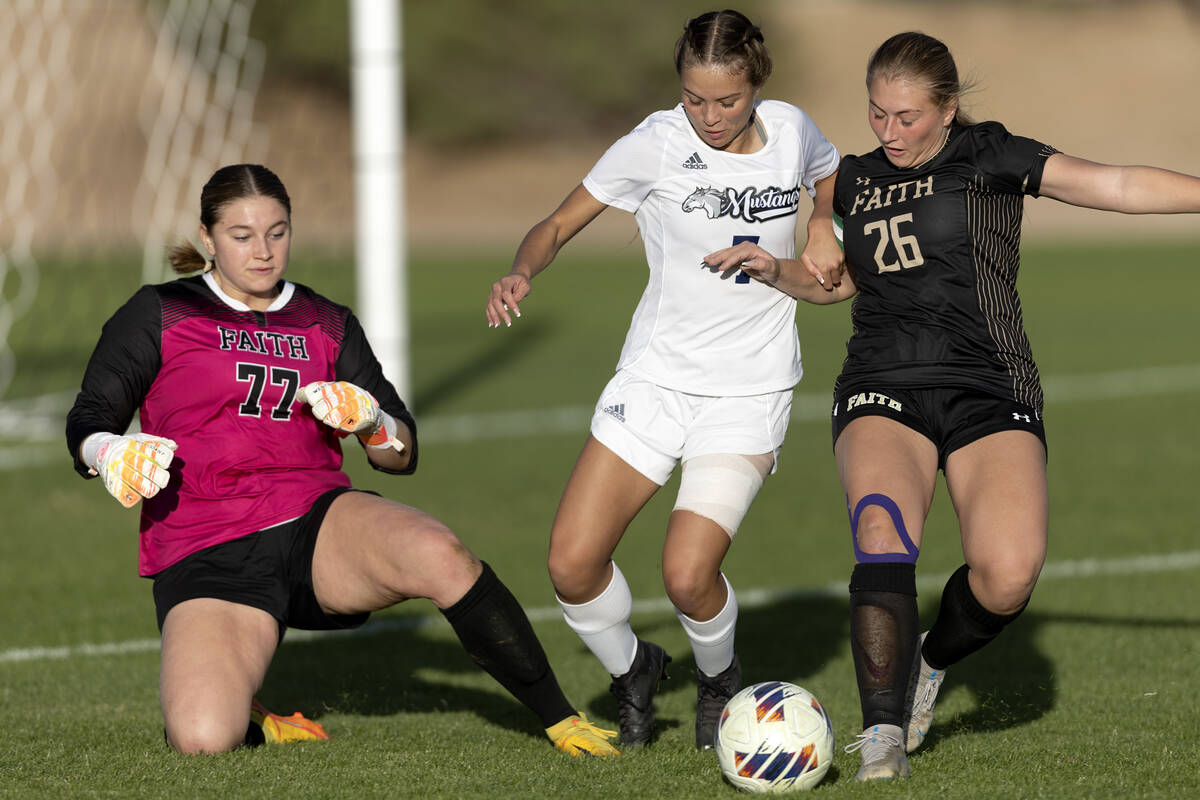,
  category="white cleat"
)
[905,631,947,753]
[845,724,909,781]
